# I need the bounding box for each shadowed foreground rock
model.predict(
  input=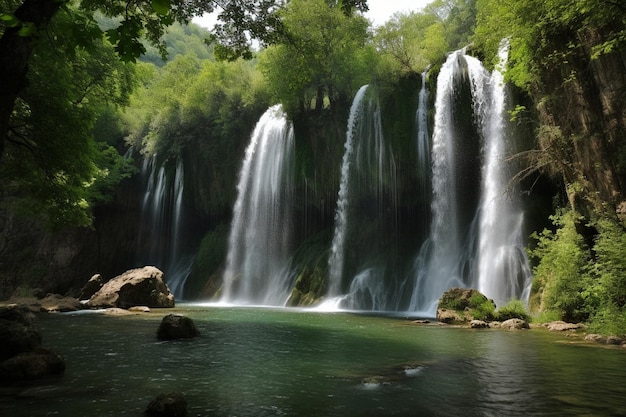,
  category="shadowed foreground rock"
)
[0,306,65,384]
[157,314,200,341]
[86,266,174,309]
[145,391,188,417]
